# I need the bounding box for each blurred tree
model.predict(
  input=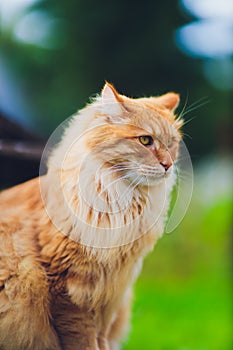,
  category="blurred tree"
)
[0,0,232,163]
